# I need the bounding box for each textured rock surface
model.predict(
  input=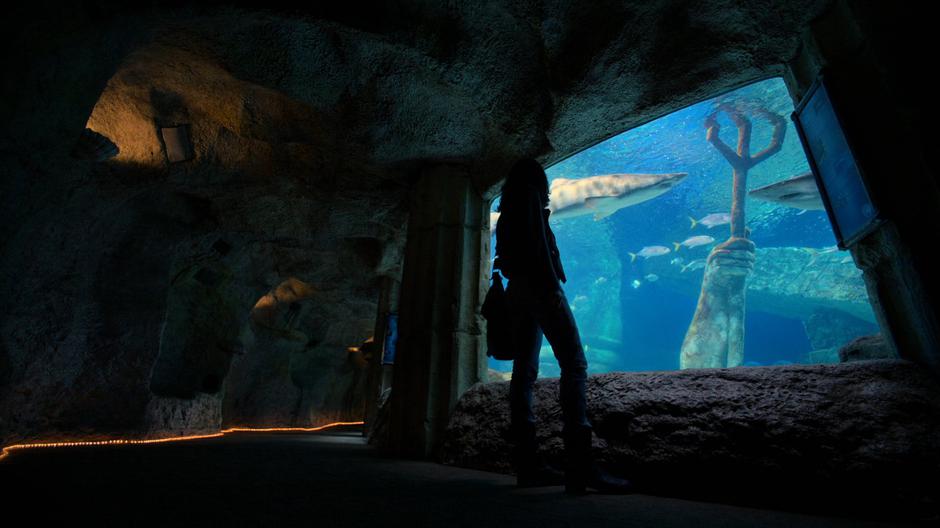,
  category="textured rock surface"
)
[840,334,895,362]
[0,12,410,446]
[442,360,940,514]
[1,0,831,447]
[804,309,881,363]
[804,308,879,350]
